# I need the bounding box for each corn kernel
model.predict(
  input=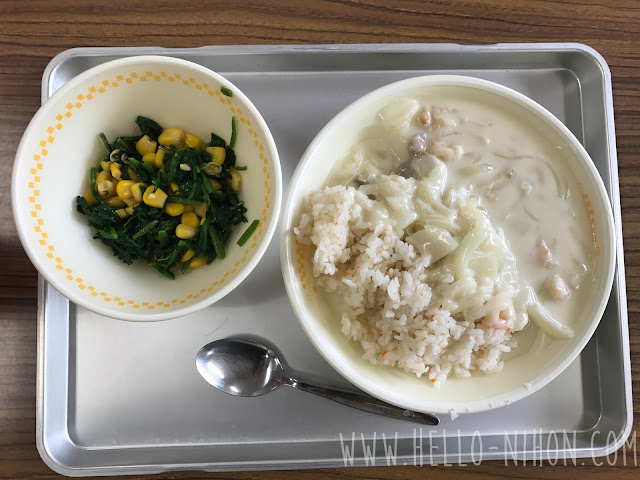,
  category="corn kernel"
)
[184,204,194,213]
[83,188,98,206]
[124,205,136,215]
[229,169,242,192]
[181,211,199,227]
[106,196,126,207]
[110,162,122,181]
[128,167,139,182]
[96,169,112,184]
[142,152,156,164]
[181,249,195,262]
[205,146,226,165]
[100,160,112,172]
[209,179,222,190]
[143,186,168,208]
[97,180,116,199]
[136,135,157,156]
[158,128,185,147]
[194,202,208,217]
[165,202,185,217]
[189,256,207,269]
[184,133,203,149]
[169,182,180,193]
[175,223,197,239]
[115,208,129,219]
[116,180,135,200]
[154,149,166,168]
[123,197,138,207]
[131,182,147,202]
